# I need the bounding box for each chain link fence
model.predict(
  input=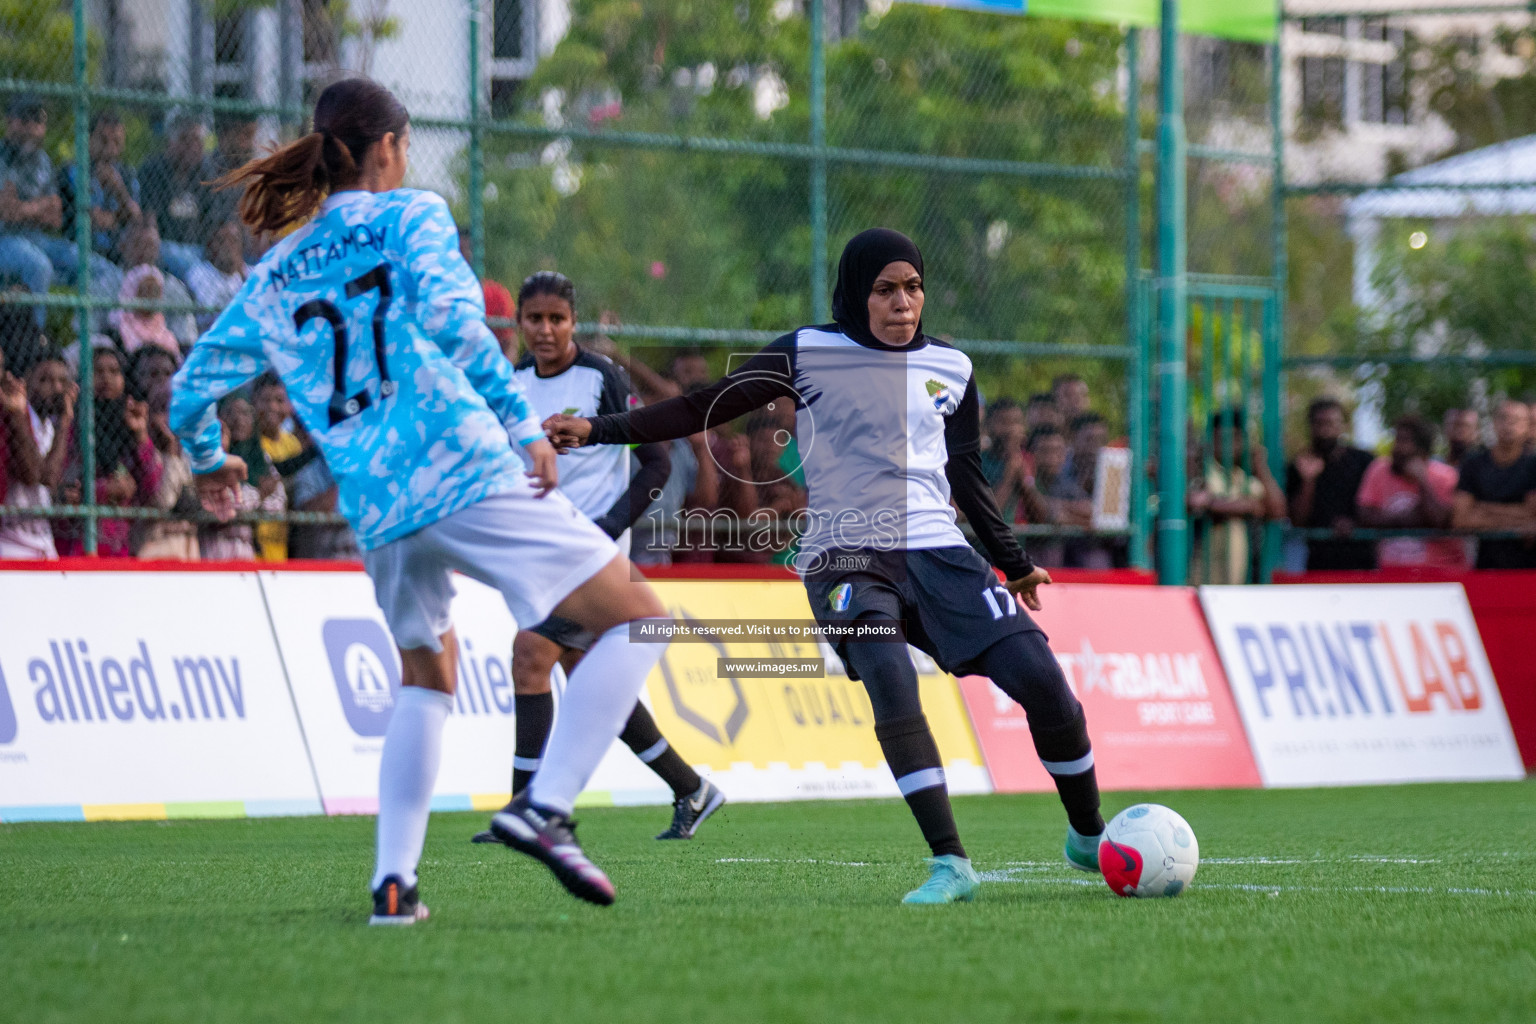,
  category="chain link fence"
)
[1277,4,1536,575]
[0,0,1170,568]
